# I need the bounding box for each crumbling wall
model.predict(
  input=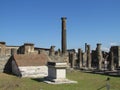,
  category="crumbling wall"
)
[0,56,11,72]
[0,42,6,55]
